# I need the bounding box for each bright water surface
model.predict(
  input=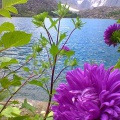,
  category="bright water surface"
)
[0,18,119,100]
